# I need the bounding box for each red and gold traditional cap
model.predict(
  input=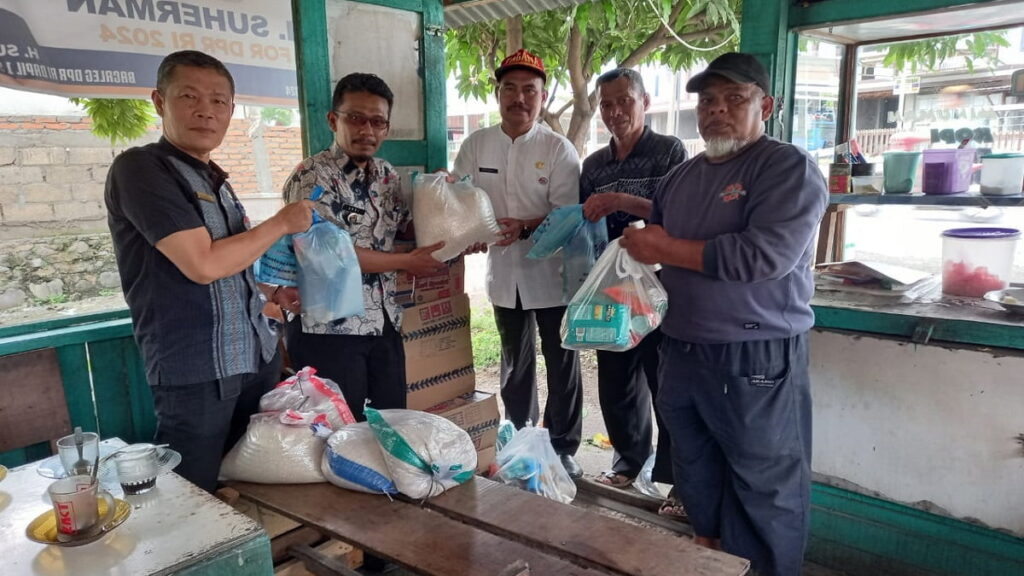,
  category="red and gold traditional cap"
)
[495,49,547,84]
